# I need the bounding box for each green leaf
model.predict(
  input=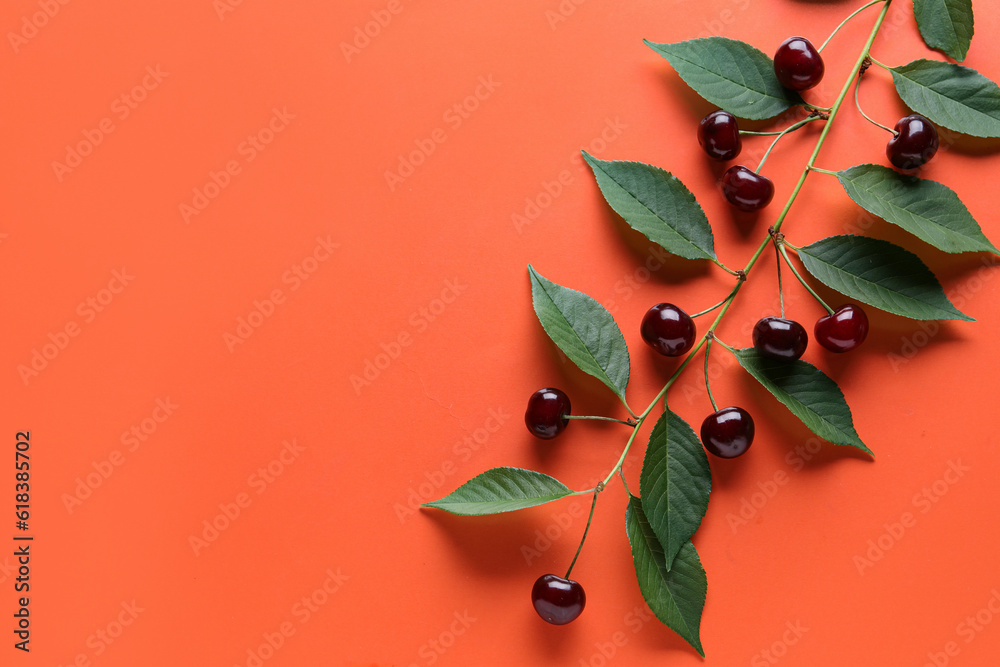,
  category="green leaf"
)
[836,164,998,254]
[796,235,974,321]
[582,153,717,261]
[644,37,803,120]
[528,266,631,400]
[890,59,1000,137]
[913,0,974,62]
[639,412,711,569]
[626,497,706,656]
[734,348,872,456]
[421,467,574,515]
